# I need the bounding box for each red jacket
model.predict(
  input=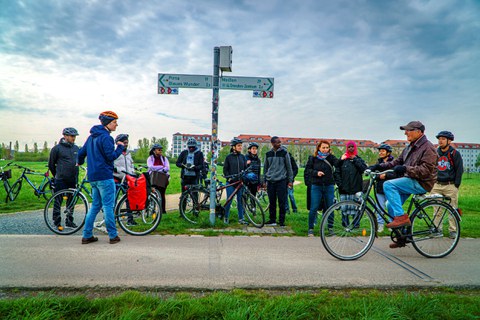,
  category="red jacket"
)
[382,134,437,192]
